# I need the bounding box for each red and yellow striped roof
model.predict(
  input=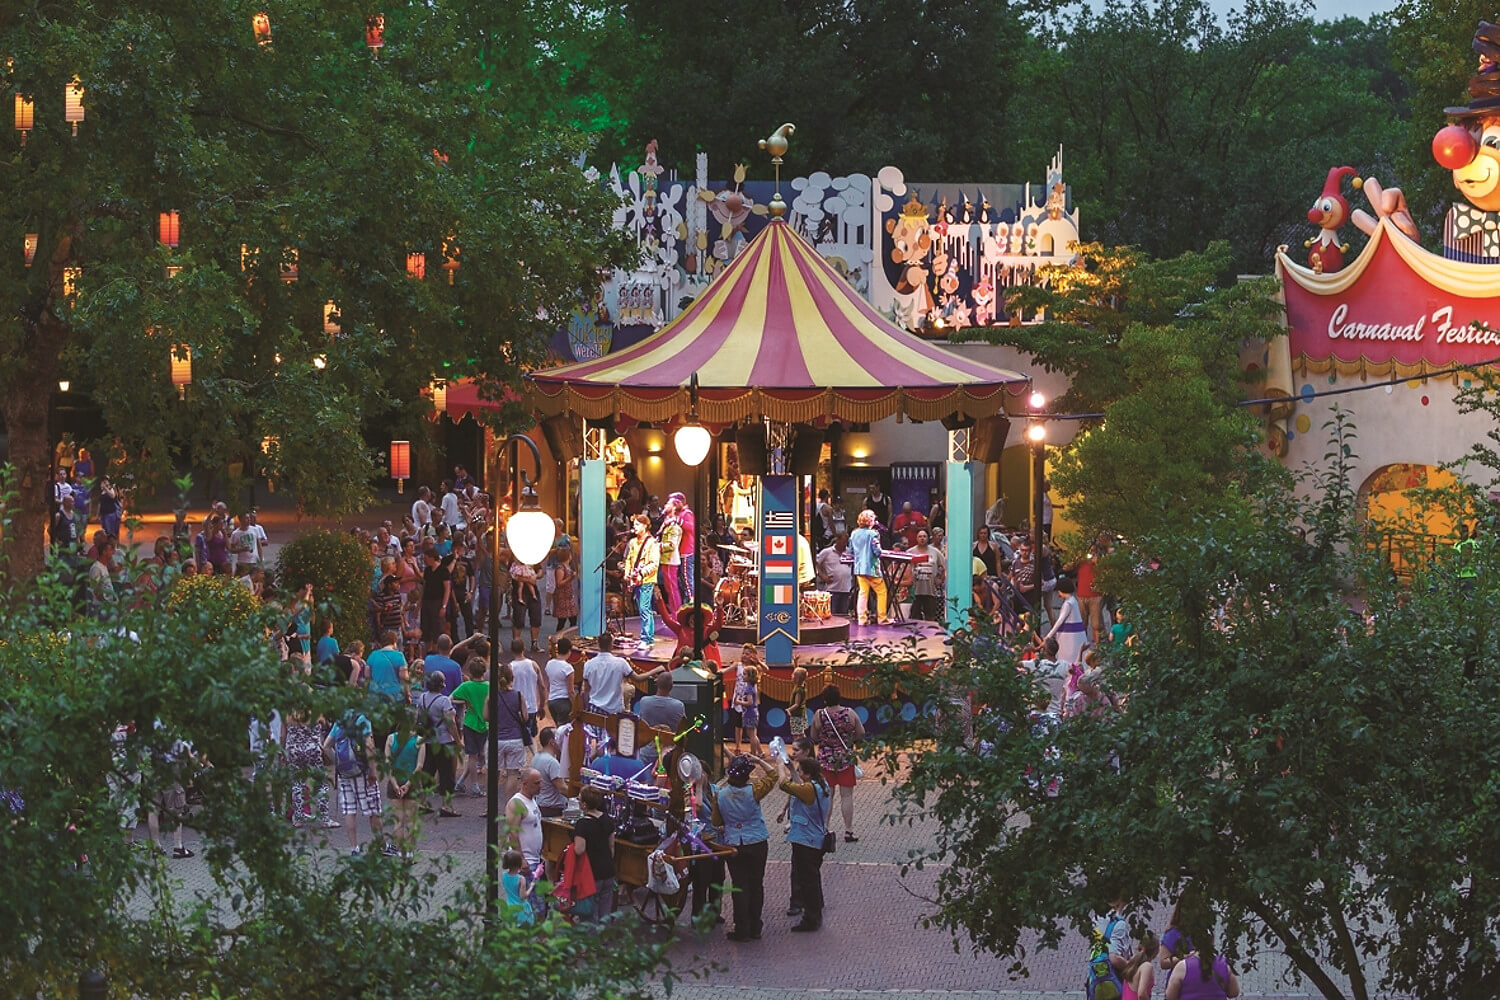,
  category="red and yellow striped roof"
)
[526,220,1027,425]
